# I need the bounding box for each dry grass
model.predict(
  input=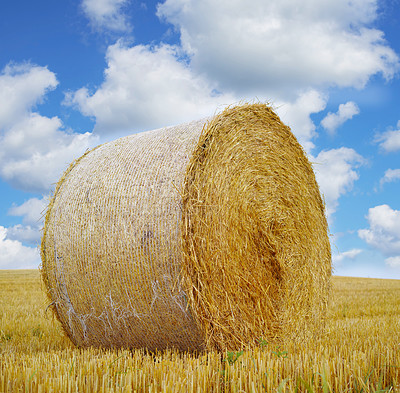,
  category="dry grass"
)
[1,270,399,392]
[181,104,331,350]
